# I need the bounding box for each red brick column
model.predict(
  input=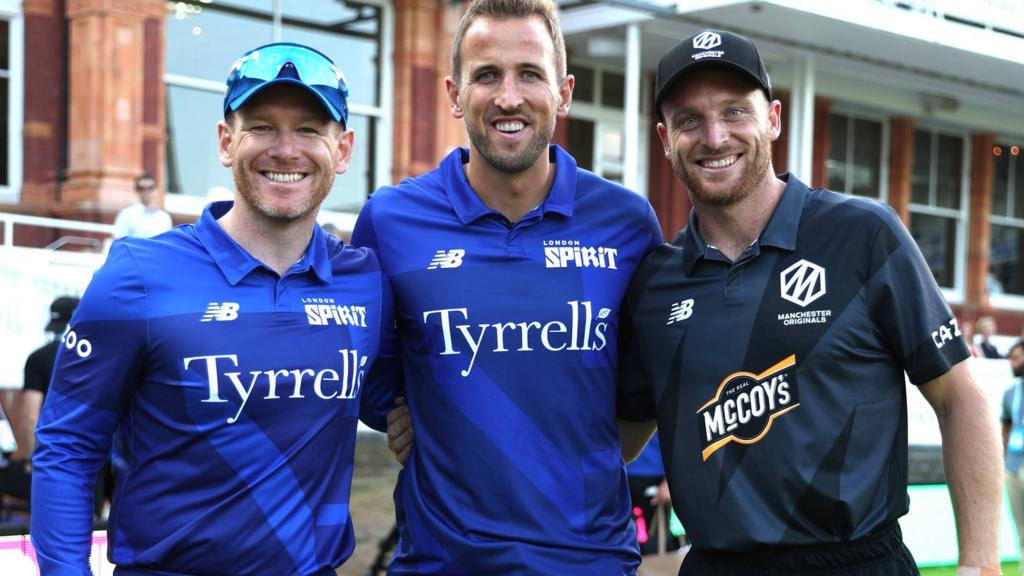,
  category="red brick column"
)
[811,97,831,189]
[888,117,916,226]
[61,0,164,214]
[968,132,997,311]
